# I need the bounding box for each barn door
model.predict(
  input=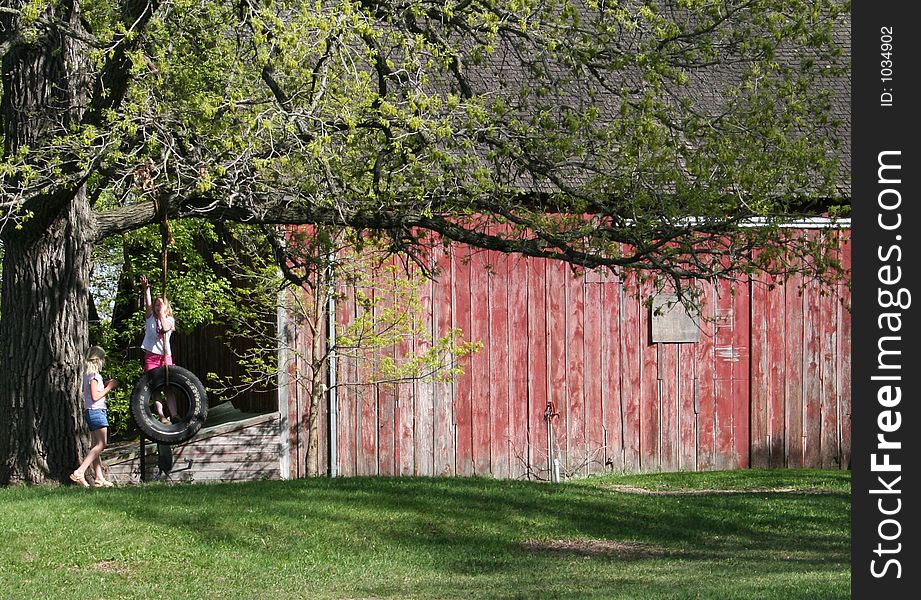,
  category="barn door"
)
[695,278,751,471]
